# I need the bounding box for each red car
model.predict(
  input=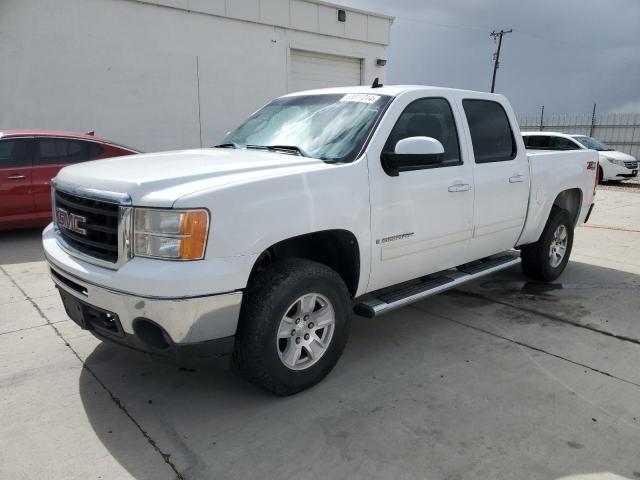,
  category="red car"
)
[0,130,139,230]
